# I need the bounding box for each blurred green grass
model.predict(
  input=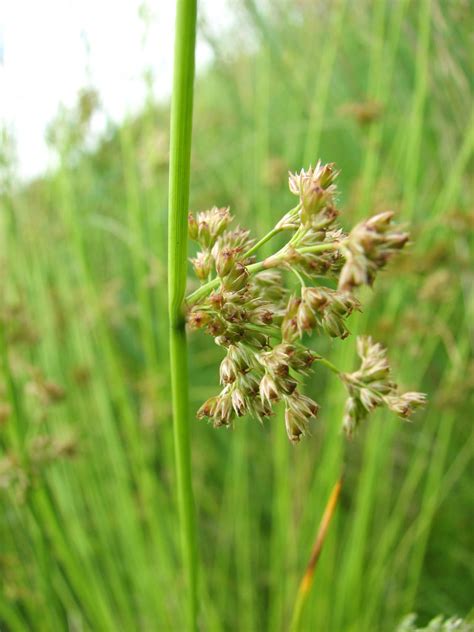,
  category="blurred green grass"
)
[1,1,473,630]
